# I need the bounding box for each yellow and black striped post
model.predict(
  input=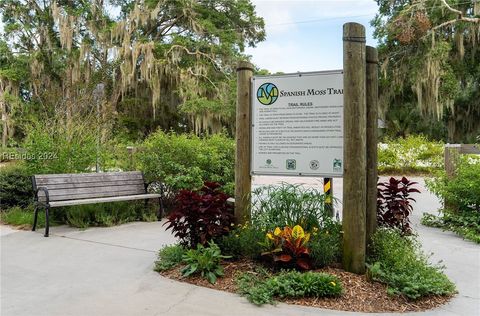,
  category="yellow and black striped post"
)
[324,178,334,217]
